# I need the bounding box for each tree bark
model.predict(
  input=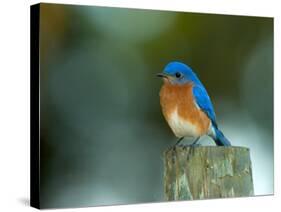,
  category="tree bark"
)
[163,146,254,201]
